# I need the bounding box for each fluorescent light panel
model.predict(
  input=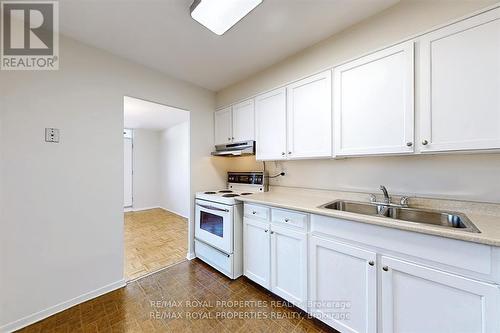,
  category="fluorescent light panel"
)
[190,0,263,35]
